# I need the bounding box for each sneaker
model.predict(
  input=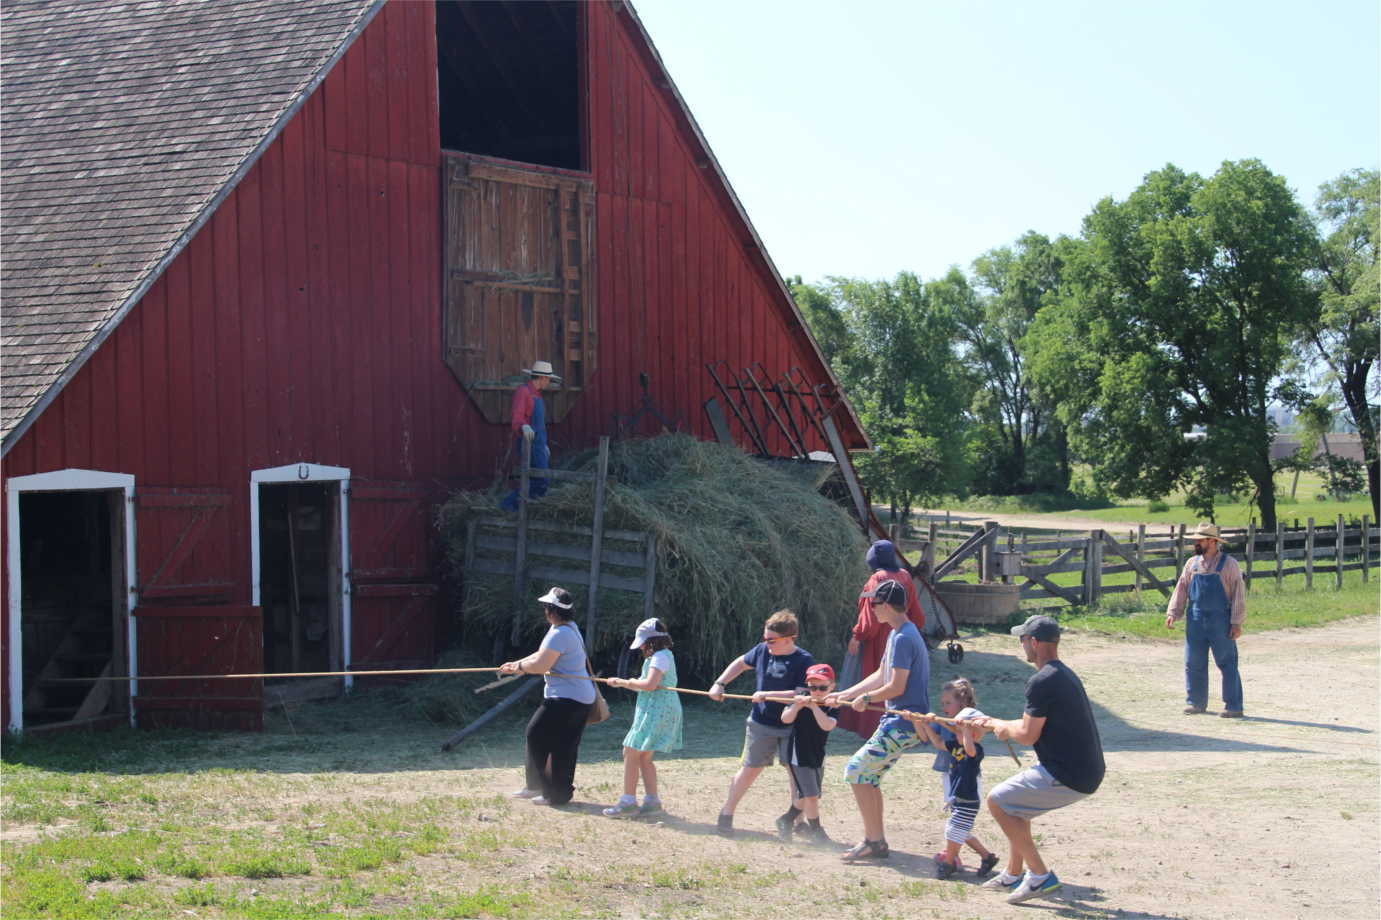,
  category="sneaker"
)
[977,853,1000,877]
[800,824,831,846]
[1183,705,1206,714]
[981,872,1023,891]
[1220,709,1244,718]
[934,854,958,879]
[716,814,735,838]
[530,795,553,806]
[602,801,639,818]
[774,814,795,841]
[511,788,540,798]
[1007,871,1062,904]
[638,799,663,817]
